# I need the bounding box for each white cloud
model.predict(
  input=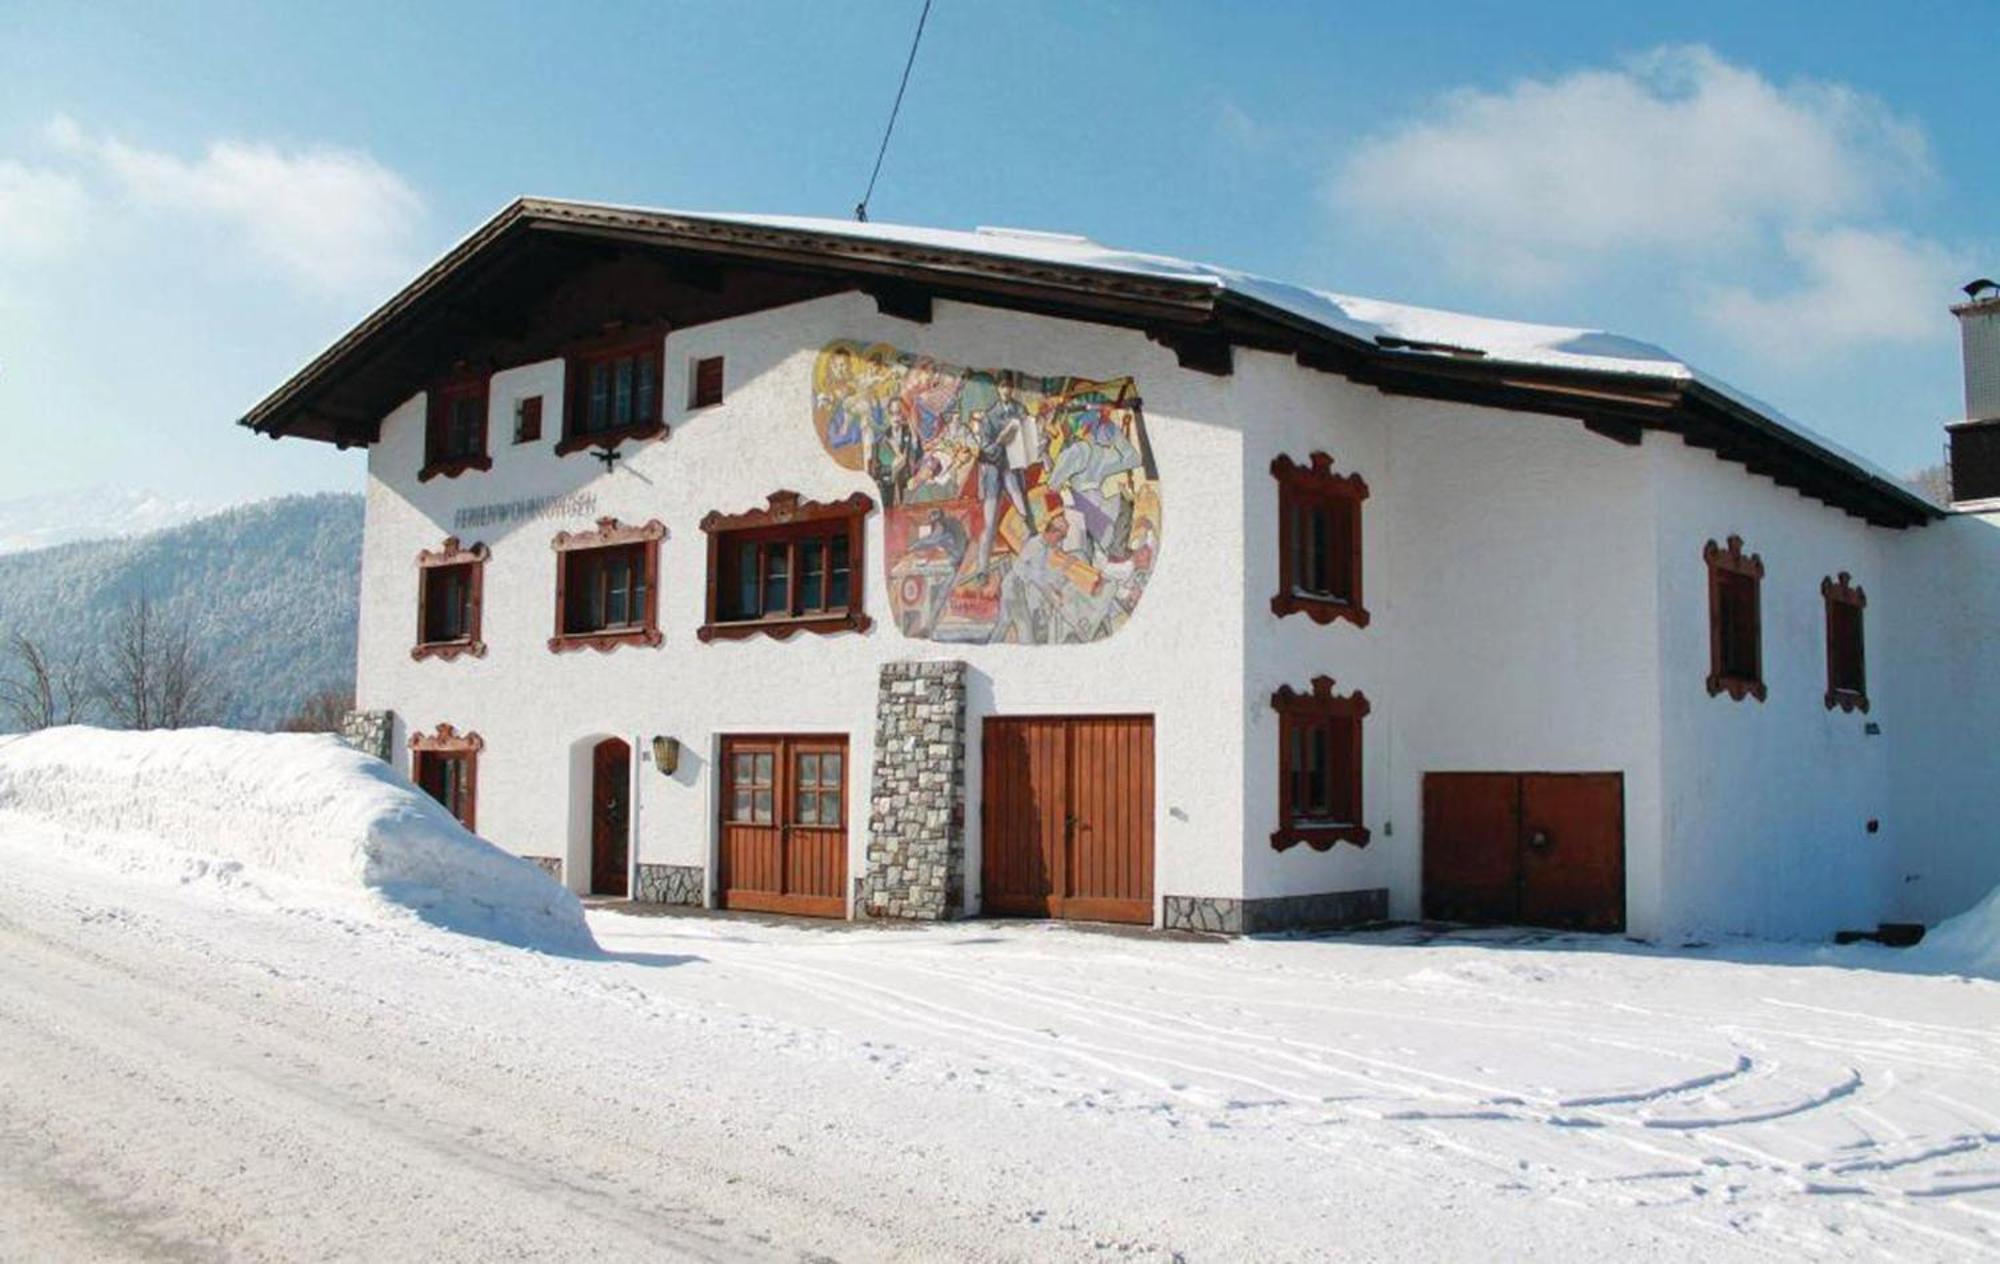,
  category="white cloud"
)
[1326,45,1963,360]
[45,116,423,297]
[1707,227,1965,361]
[0,160,91,261]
